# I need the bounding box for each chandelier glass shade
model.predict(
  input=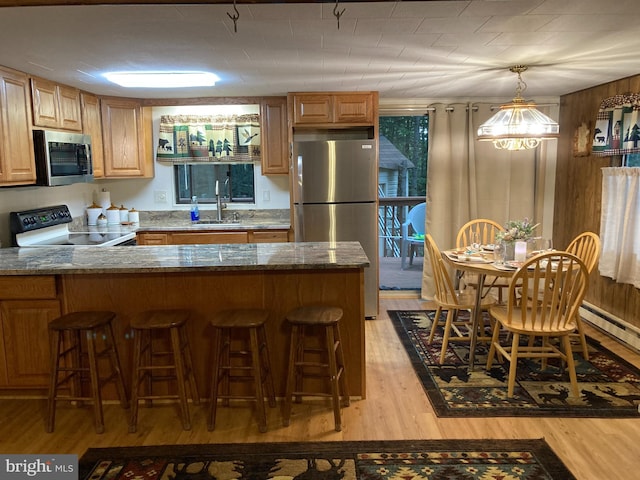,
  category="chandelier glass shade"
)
[477,66,559,151]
